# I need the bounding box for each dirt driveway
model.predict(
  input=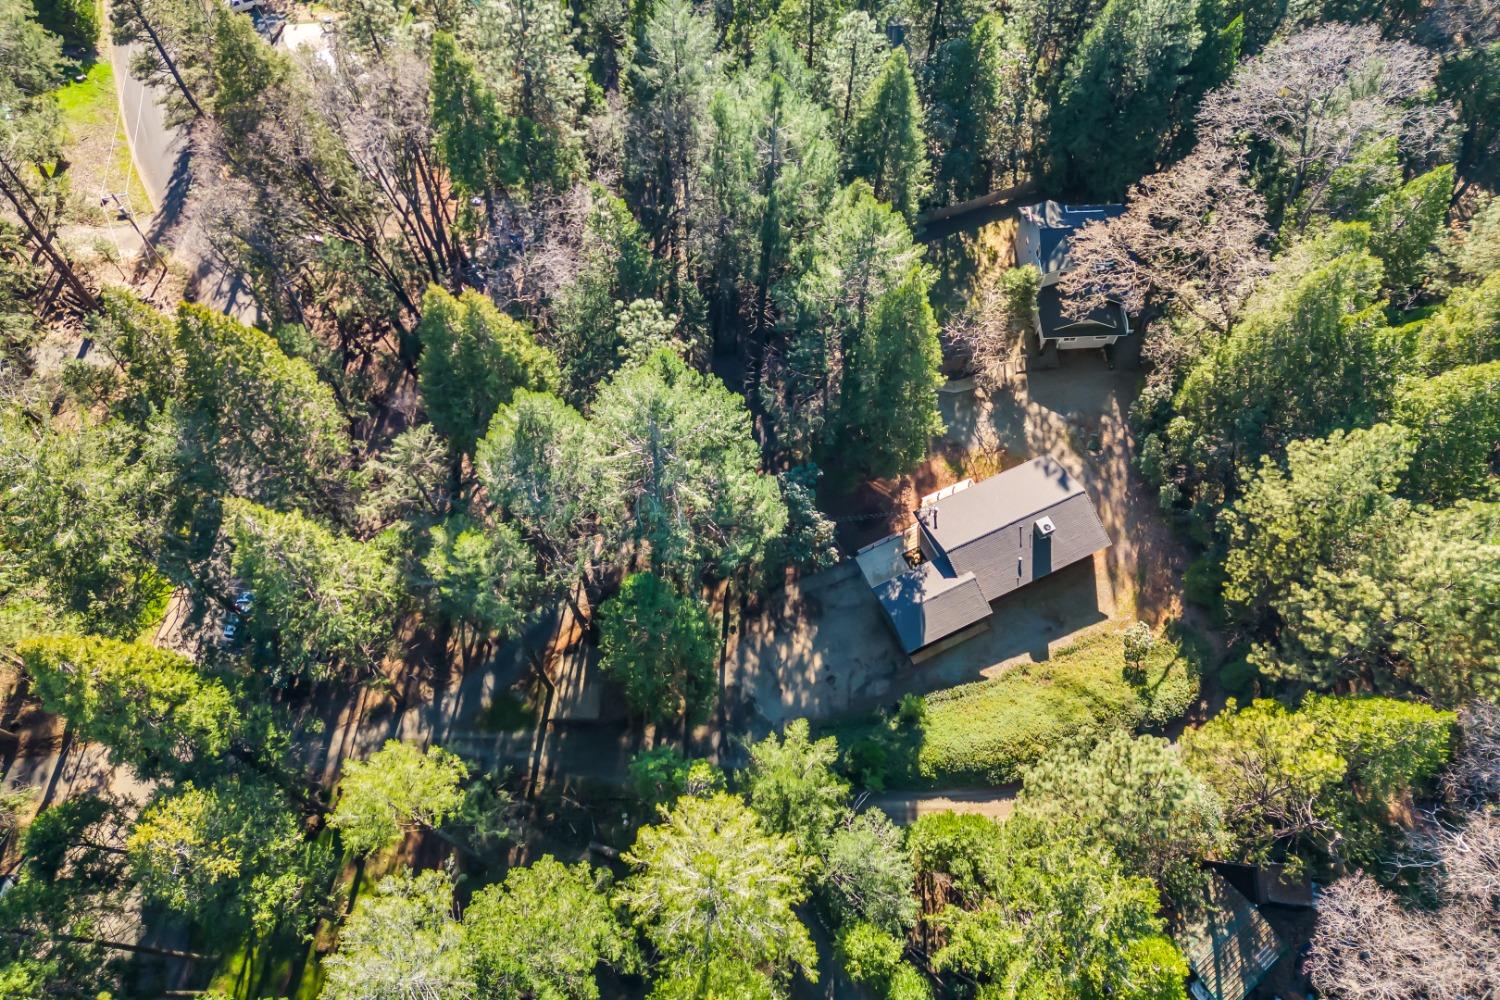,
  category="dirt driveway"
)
[721,348,1192,732]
